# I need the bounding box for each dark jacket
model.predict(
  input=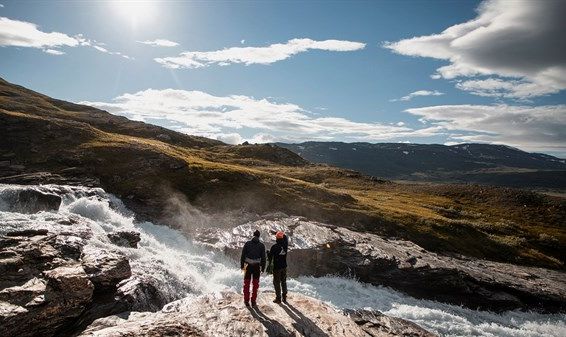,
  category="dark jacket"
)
[268,235,288,271]
[240,236,266,271]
